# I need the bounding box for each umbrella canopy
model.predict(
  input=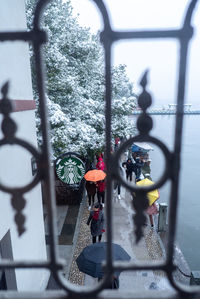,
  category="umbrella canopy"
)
[134,142,154,151]
[136,178,159,206]
[76,242,131,278]
[132,144,141,153]
[132,142,153,153]
[84,169,106,182]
